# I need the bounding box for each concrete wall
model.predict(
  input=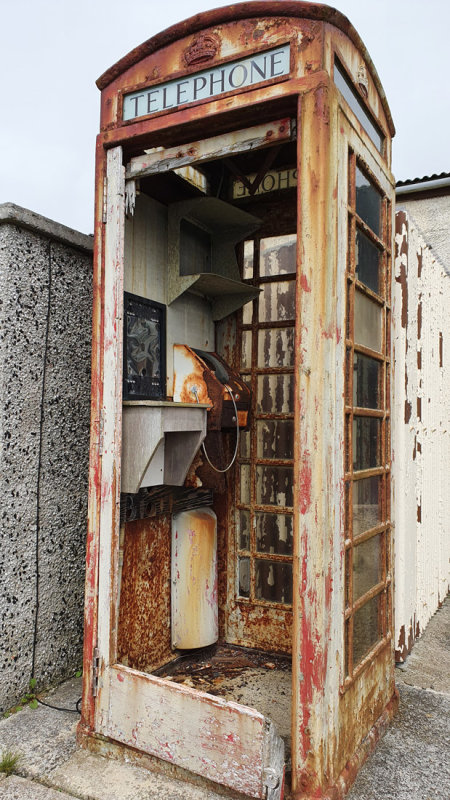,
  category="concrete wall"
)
[0,204,93,712]
[393,195,450,661]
